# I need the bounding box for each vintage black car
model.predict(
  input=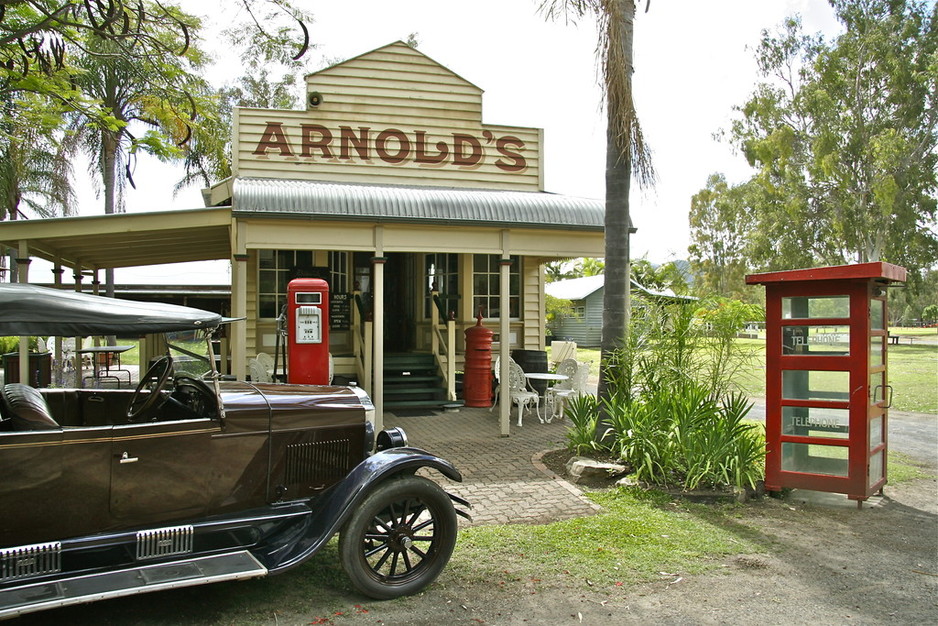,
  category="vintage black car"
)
[0,284,468,619]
